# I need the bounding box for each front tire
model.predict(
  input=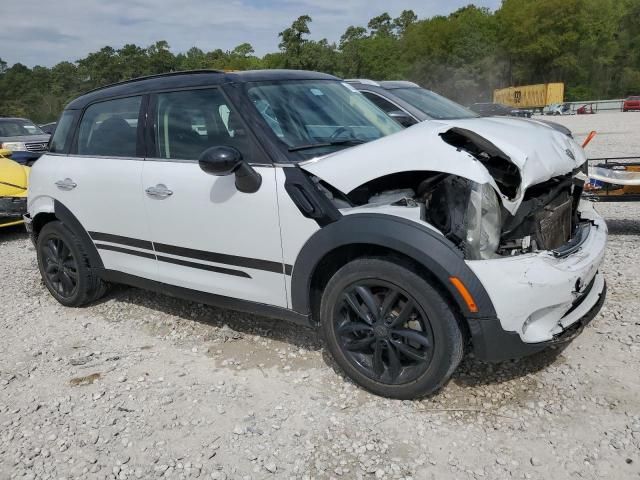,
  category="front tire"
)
[320,258,464,399]
[36,221,107,307]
